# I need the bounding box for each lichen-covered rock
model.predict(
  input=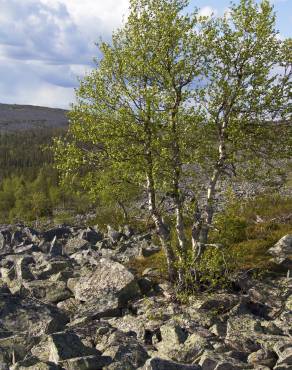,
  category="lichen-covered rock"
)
[59,355,112,370]
[23,280,72,304]
[79,227,103,244]
[225,315,264,352]
[247,349,277,368]
[10,357,60,370]
[63,237,89,255]
[274,343,292,368]
[143,357,201,370]
[100,330,149,370]
[0,293,68,337]
[71,258,140,306]
[199,350,251,369]
[48,332,98,364]
[268,235,292,270]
